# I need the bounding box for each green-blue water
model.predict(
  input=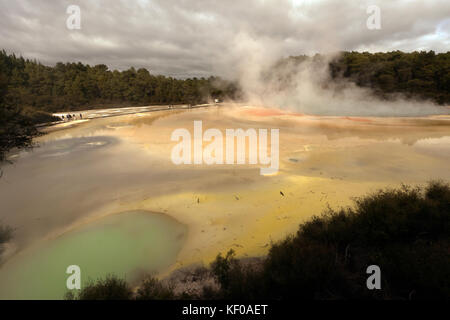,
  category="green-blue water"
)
[0,211,186,300]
